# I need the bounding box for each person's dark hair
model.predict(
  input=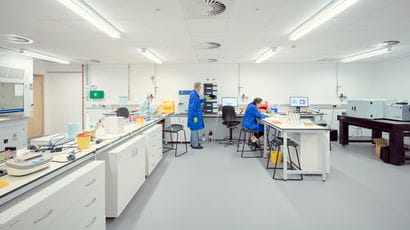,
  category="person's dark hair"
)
[253,97,263,105]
